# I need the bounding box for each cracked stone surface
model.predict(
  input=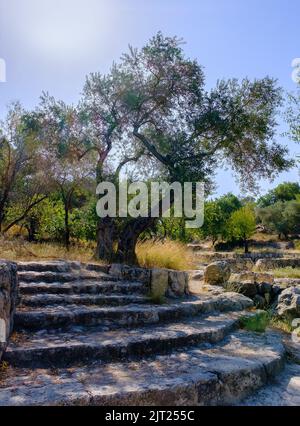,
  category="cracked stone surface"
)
[240,363,300,406]
[0,261,295,406]
[0,331,285,406]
